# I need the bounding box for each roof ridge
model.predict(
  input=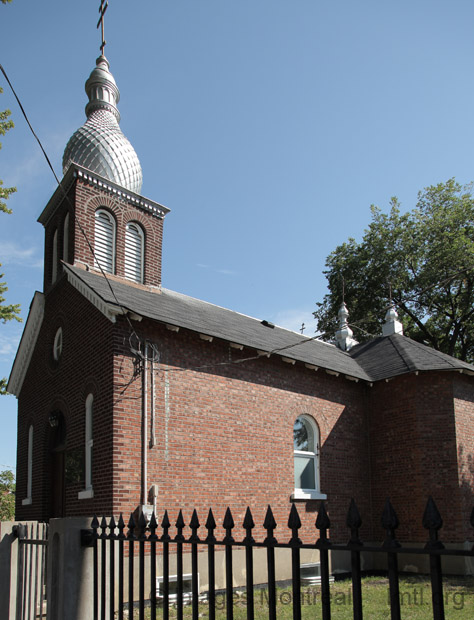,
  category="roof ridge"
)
[387,334,418,372]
